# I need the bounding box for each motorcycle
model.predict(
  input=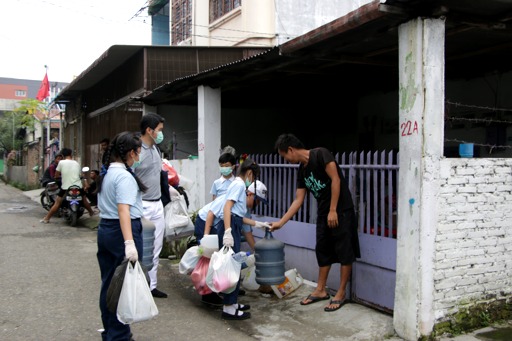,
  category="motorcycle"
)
[62,185,85,227]
[39,167,90,226]
[40,180,60,213]
[62,167,90,227]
